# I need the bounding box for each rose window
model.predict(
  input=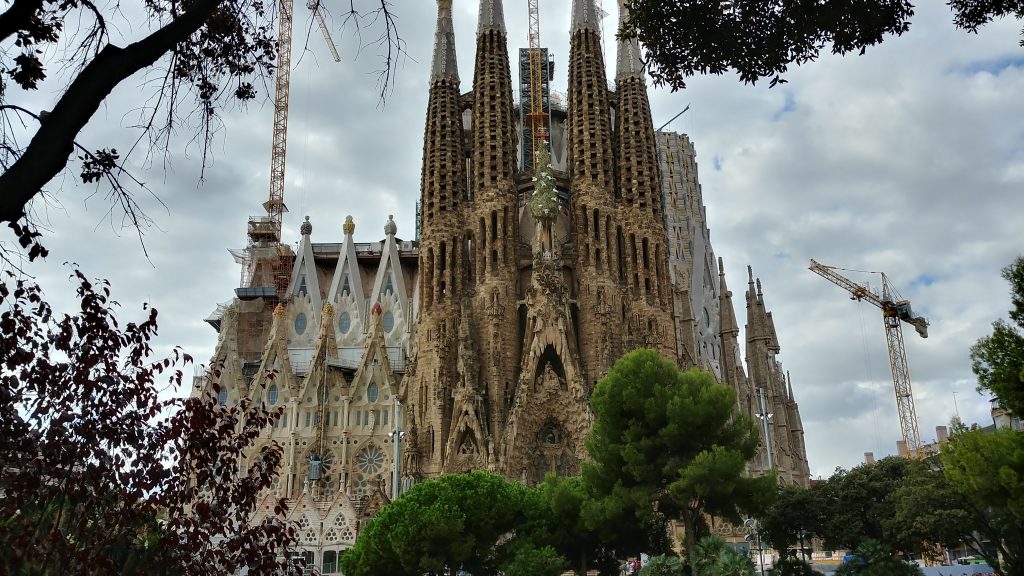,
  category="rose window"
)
[356,445,385,475]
